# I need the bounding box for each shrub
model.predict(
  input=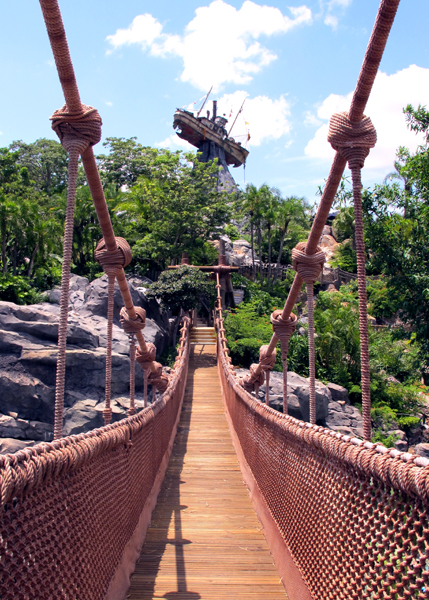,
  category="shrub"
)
[0,274,44,305]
